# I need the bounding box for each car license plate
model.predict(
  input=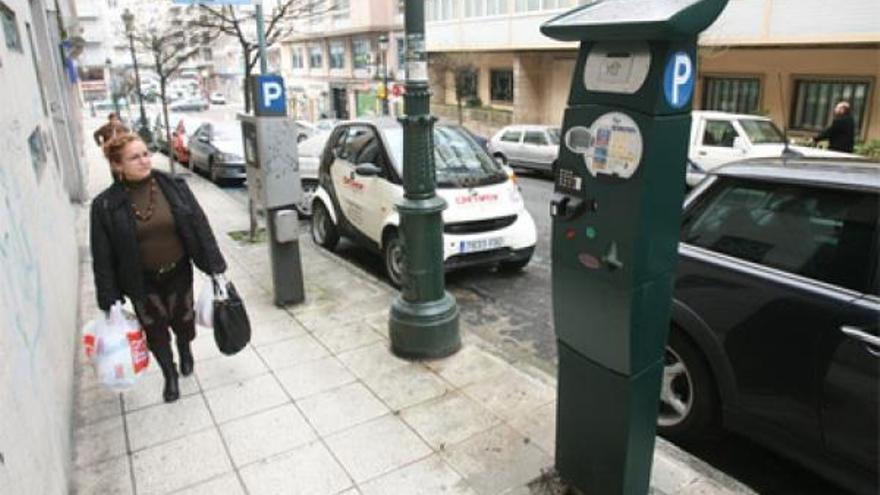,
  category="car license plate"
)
[459,237,504,254]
